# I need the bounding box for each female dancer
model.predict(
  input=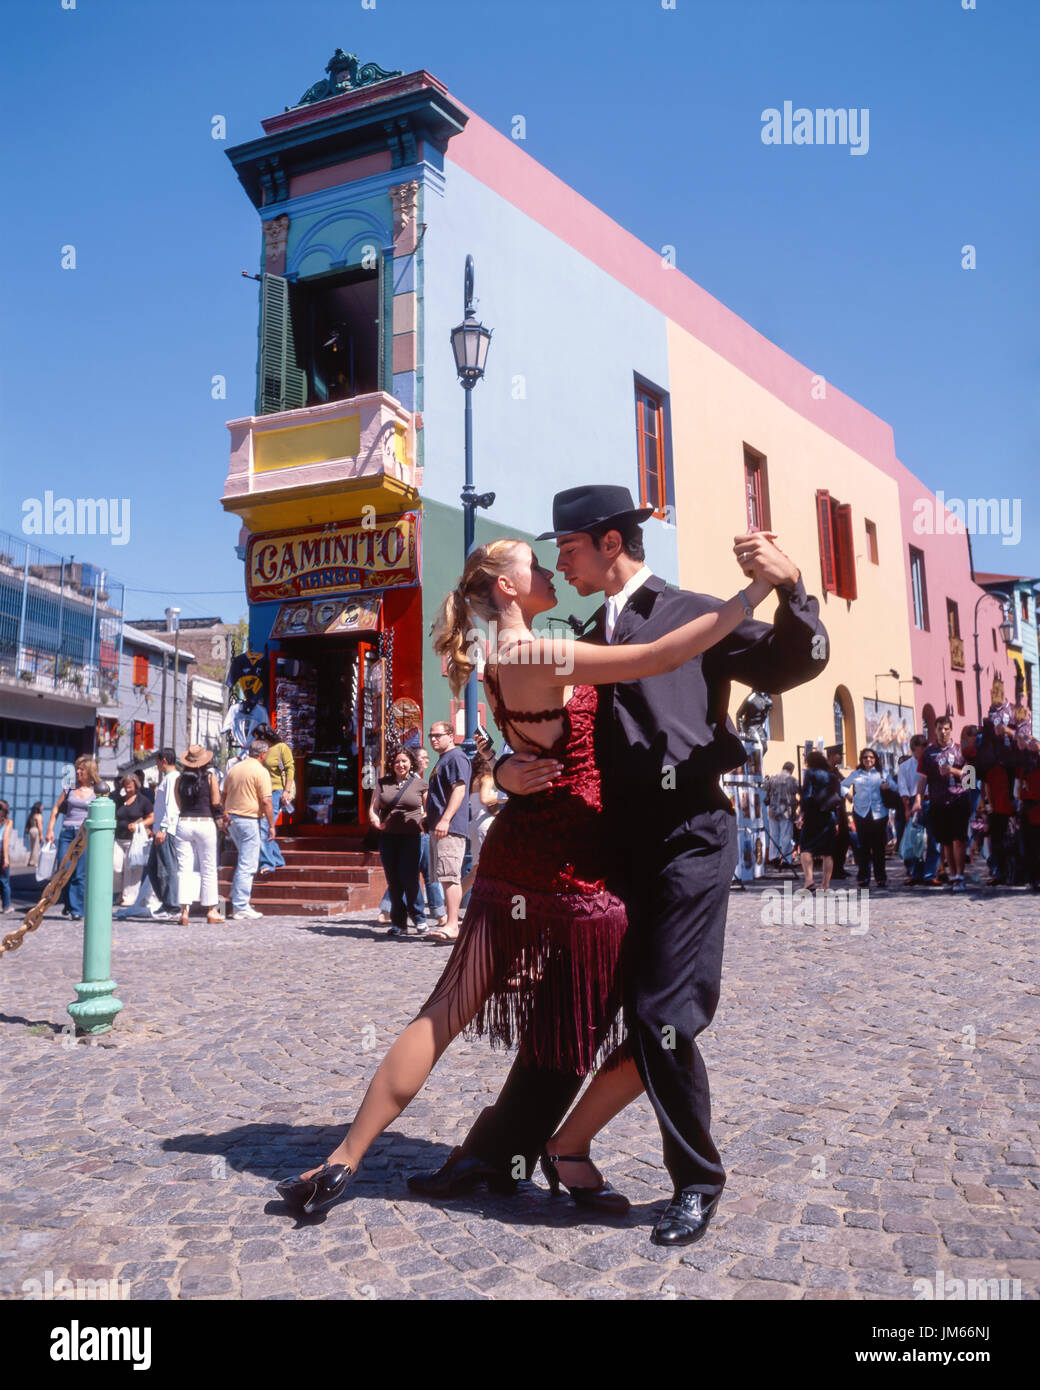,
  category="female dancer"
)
[276,537,773,1213]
